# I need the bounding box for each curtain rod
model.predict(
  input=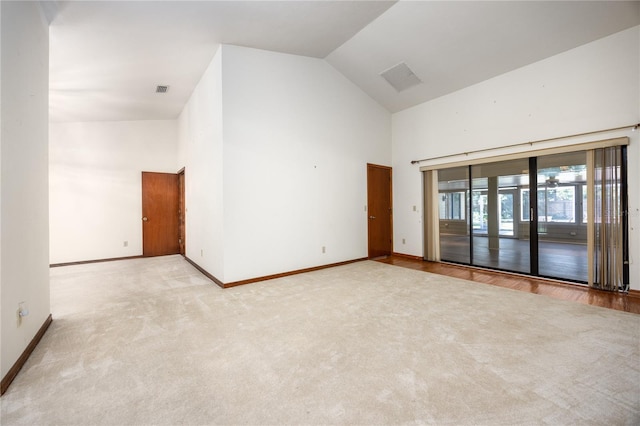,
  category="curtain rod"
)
[410,123,639,165]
